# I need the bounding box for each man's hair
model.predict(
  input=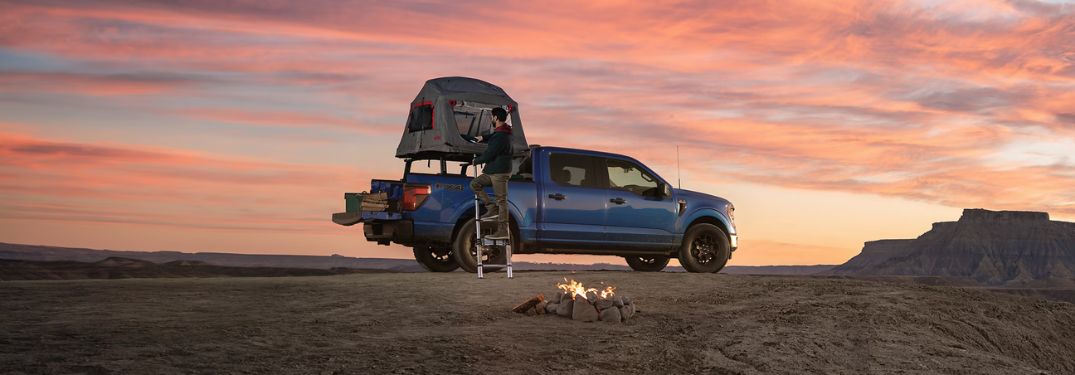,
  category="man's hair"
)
[491,107,508,122]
